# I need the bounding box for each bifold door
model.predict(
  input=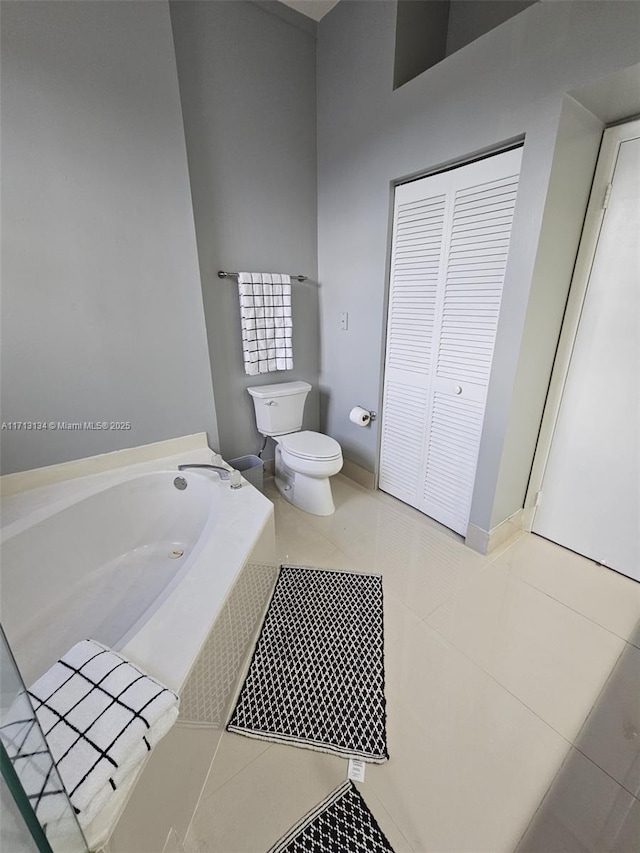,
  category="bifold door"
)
[379,148,522,536]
